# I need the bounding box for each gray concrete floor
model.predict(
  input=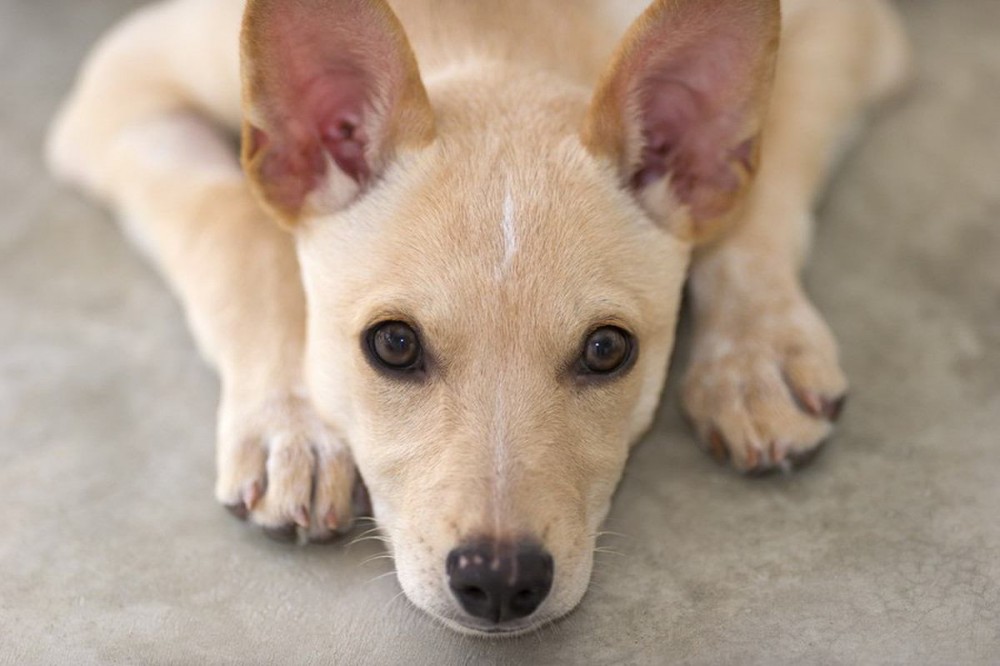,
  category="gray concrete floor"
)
[2,1,999,663]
